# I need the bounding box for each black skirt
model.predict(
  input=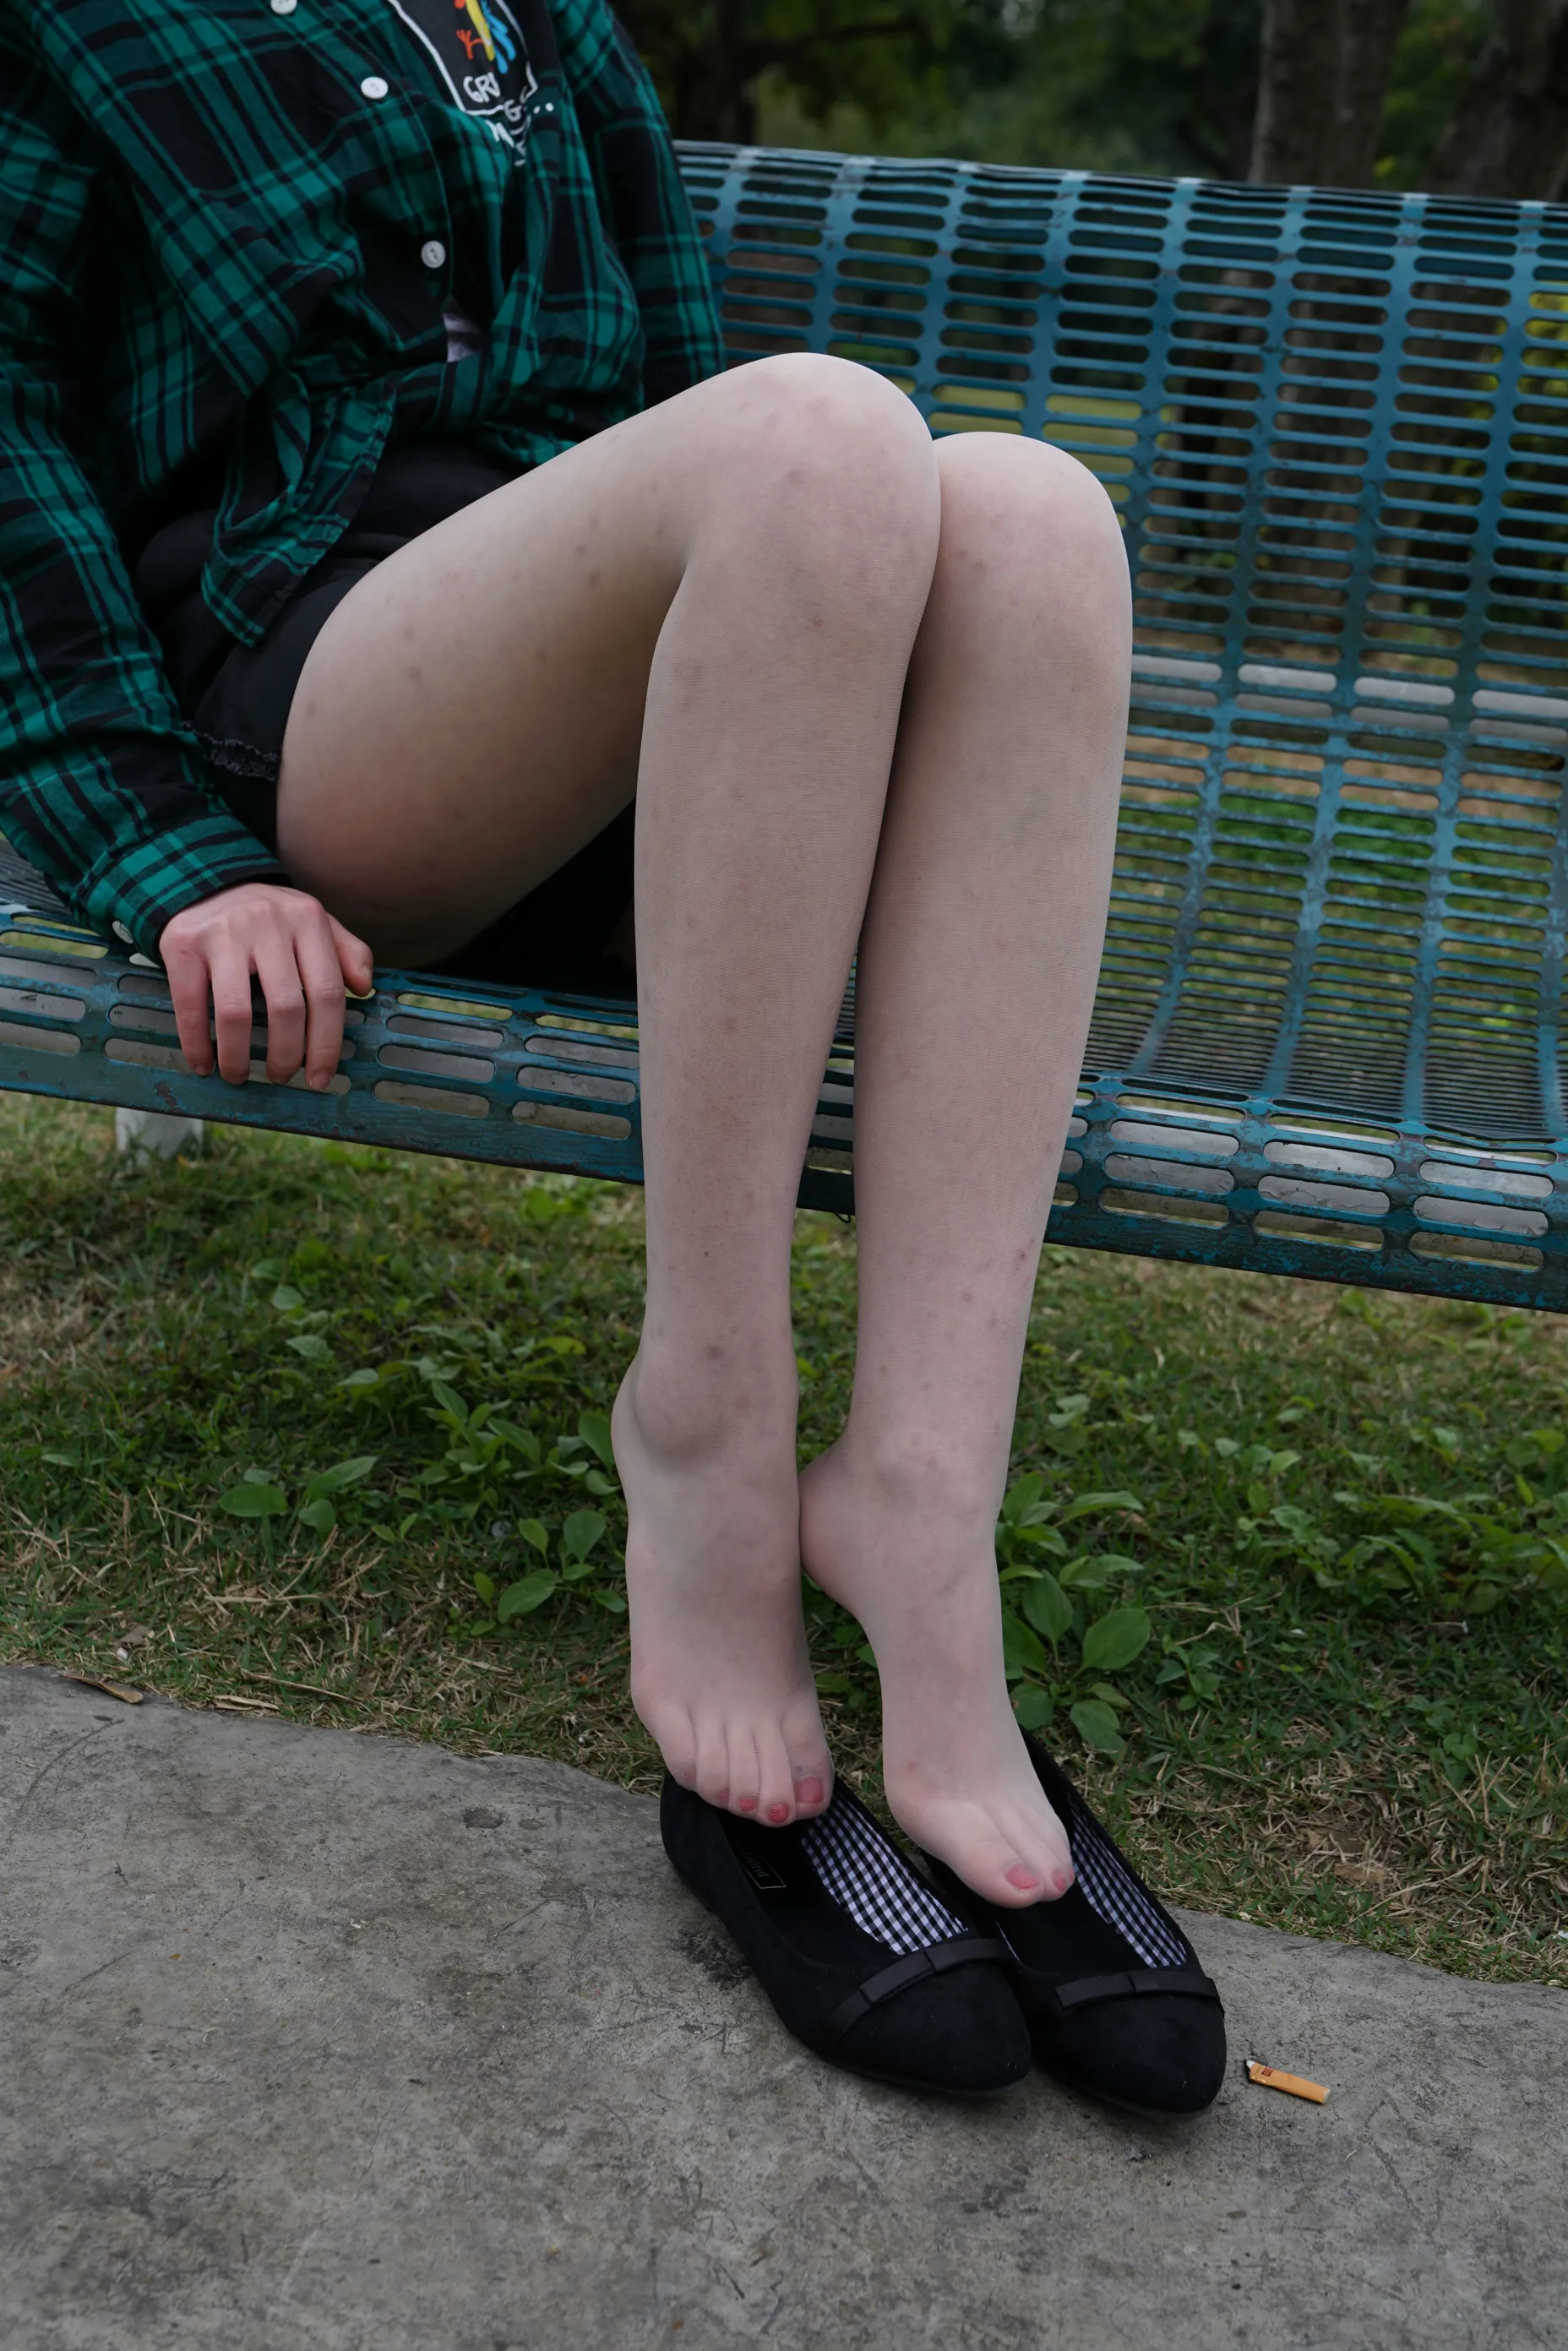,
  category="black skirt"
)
[133,442,636,998]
